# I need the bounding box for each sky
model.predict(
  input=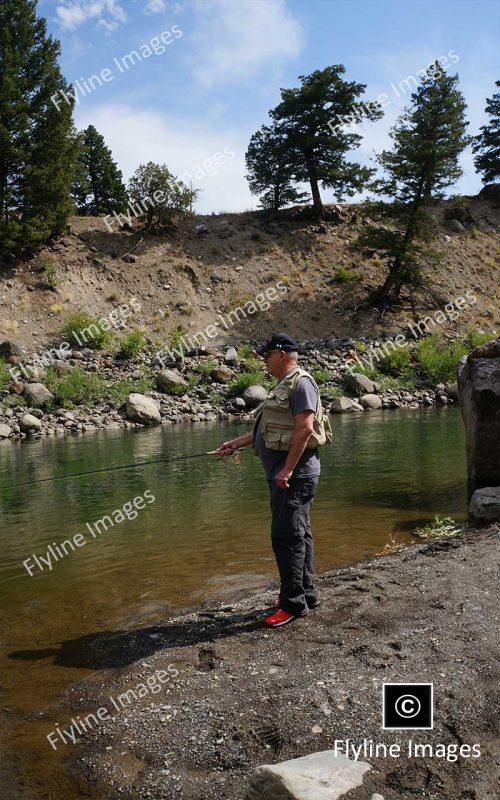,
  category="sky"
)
[39,0,500,214]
